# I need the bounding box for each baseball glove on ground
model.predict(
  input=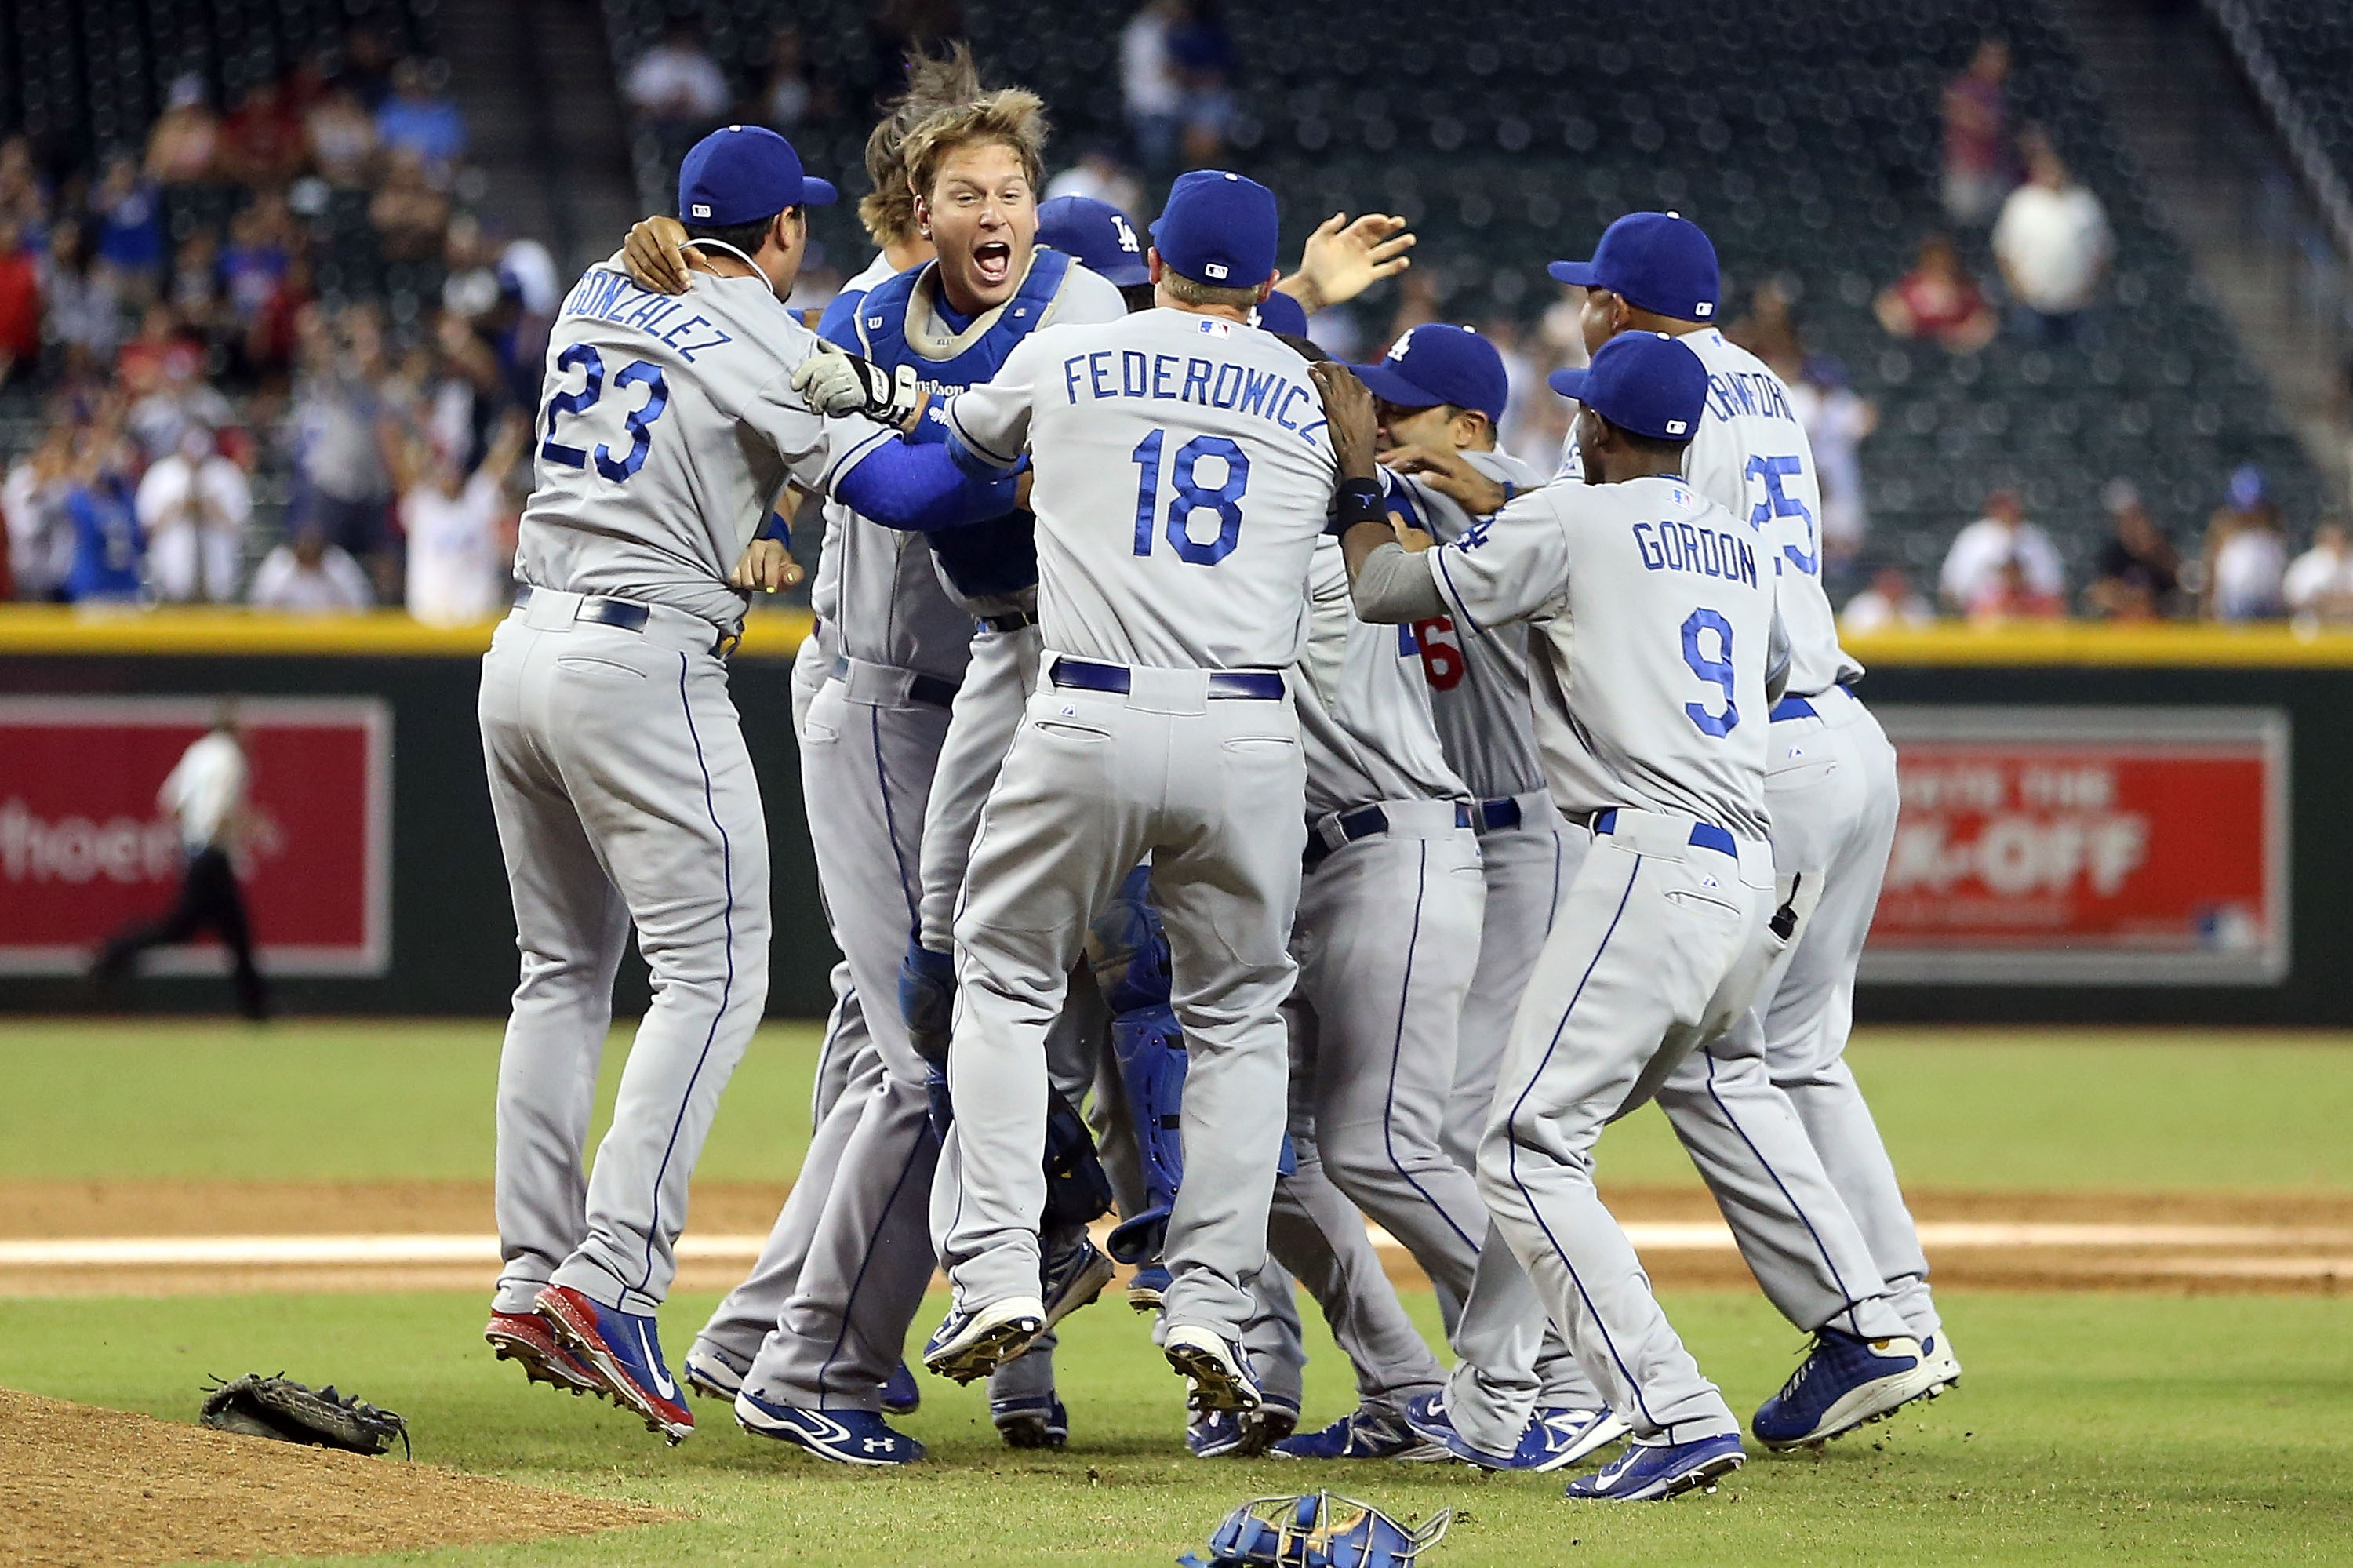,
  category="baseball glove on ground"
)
[199,1373,409,1457]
